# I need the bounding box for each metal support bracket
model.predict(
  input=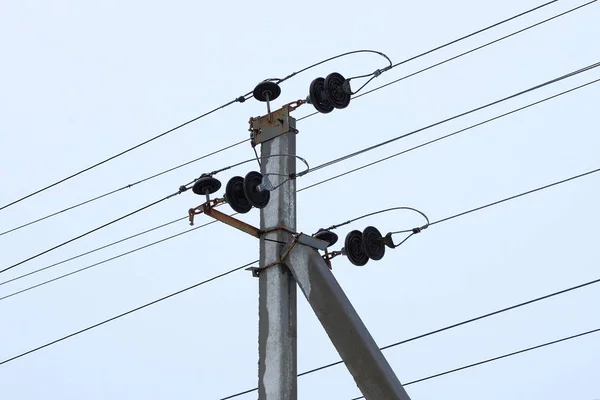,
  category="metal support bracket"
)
[202,202,261,238]
[249,101,303,147]
[247,233,329,277]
